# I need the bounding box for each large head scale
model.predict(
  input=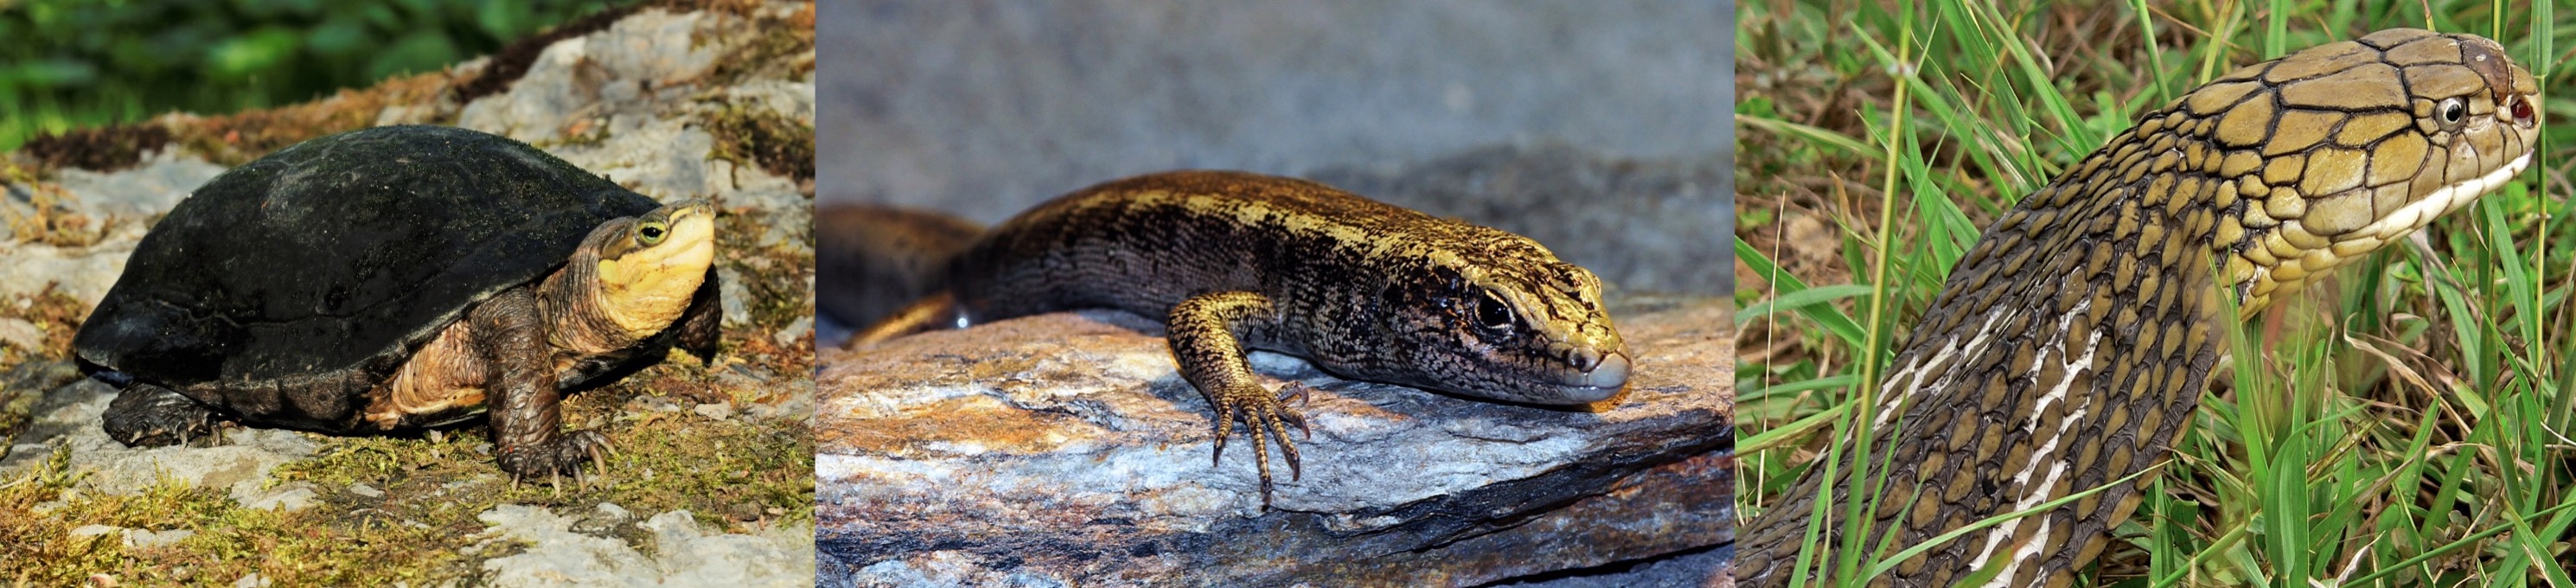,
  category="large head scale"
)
[2162,29,2541,312]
